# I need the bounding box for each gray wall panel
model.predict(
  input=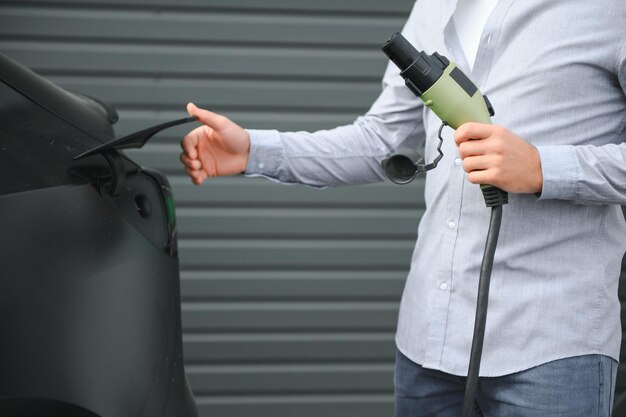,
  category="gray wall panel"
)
[180,271,406,301]
[185,363,393,394]
[42,75,380,112]
[178,239,414,270]
[0,43,385,79]
[174,208,422,239]
[195,395,394,417]
[0,0,412,14]
[170,177,424,208]
[182,332,395,363]
[181,302,399,333]
[0,6,405,46]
